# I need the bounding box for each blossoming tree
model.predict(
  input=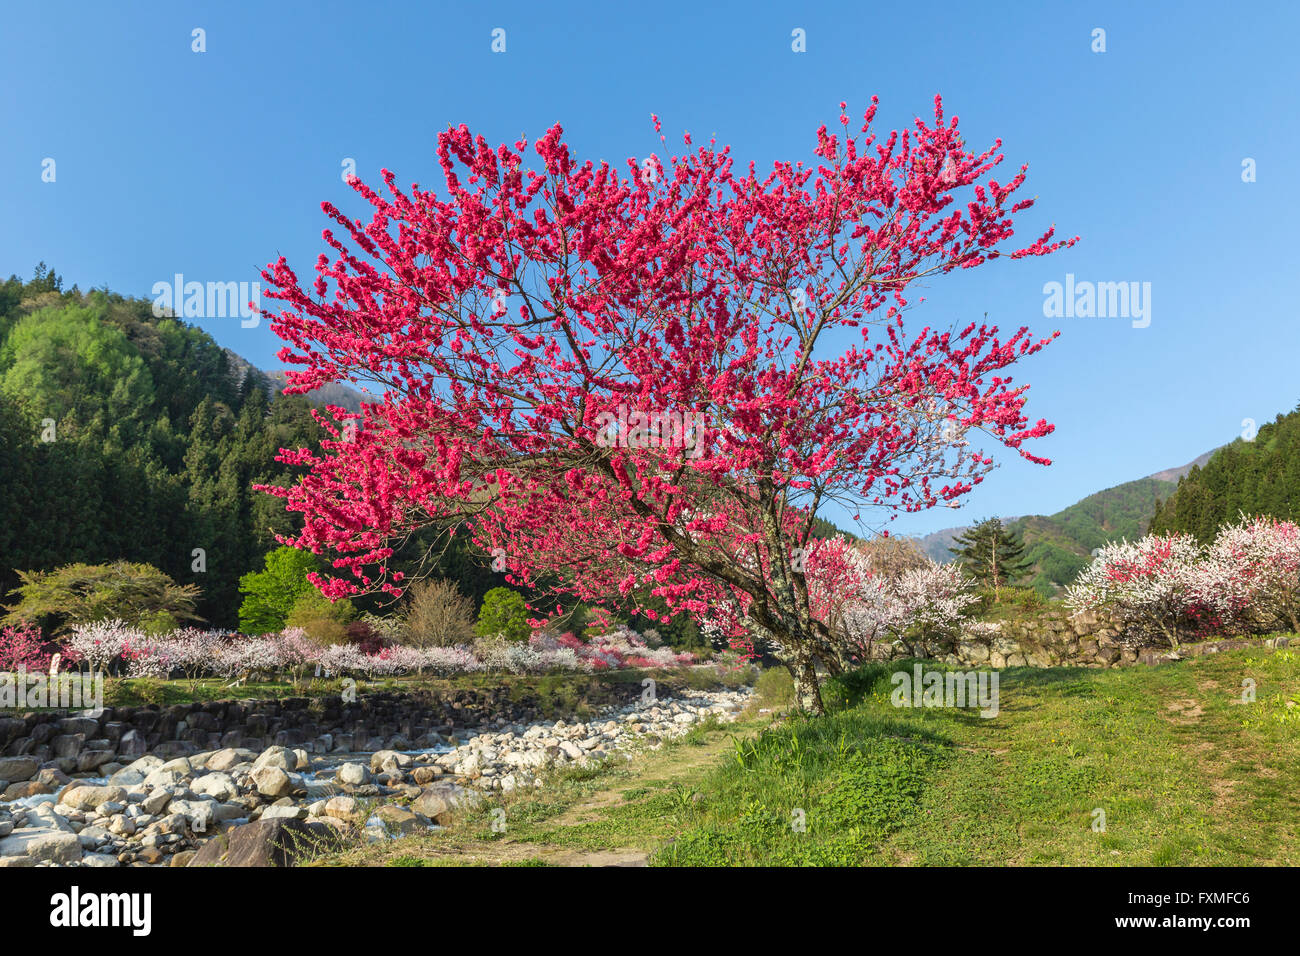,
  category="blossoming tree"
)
[1065,533,1215,648]
[259,97,1073,714]
[754,534,981,665]
[1204,515,1300,633]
